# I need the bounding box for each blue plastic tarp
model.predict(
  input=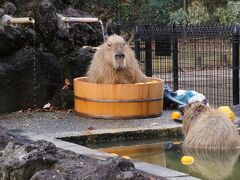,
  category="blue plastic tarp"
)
[164,85,208,107]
